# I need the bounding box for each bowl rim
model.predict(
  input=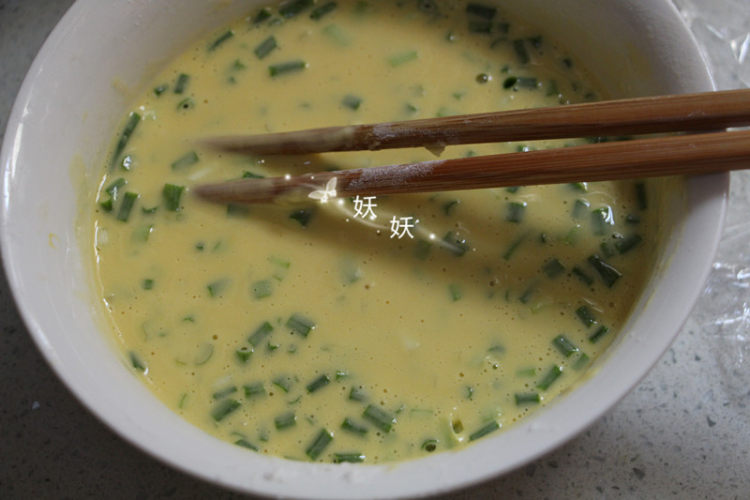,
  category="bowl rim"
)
[0,0,727,498]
